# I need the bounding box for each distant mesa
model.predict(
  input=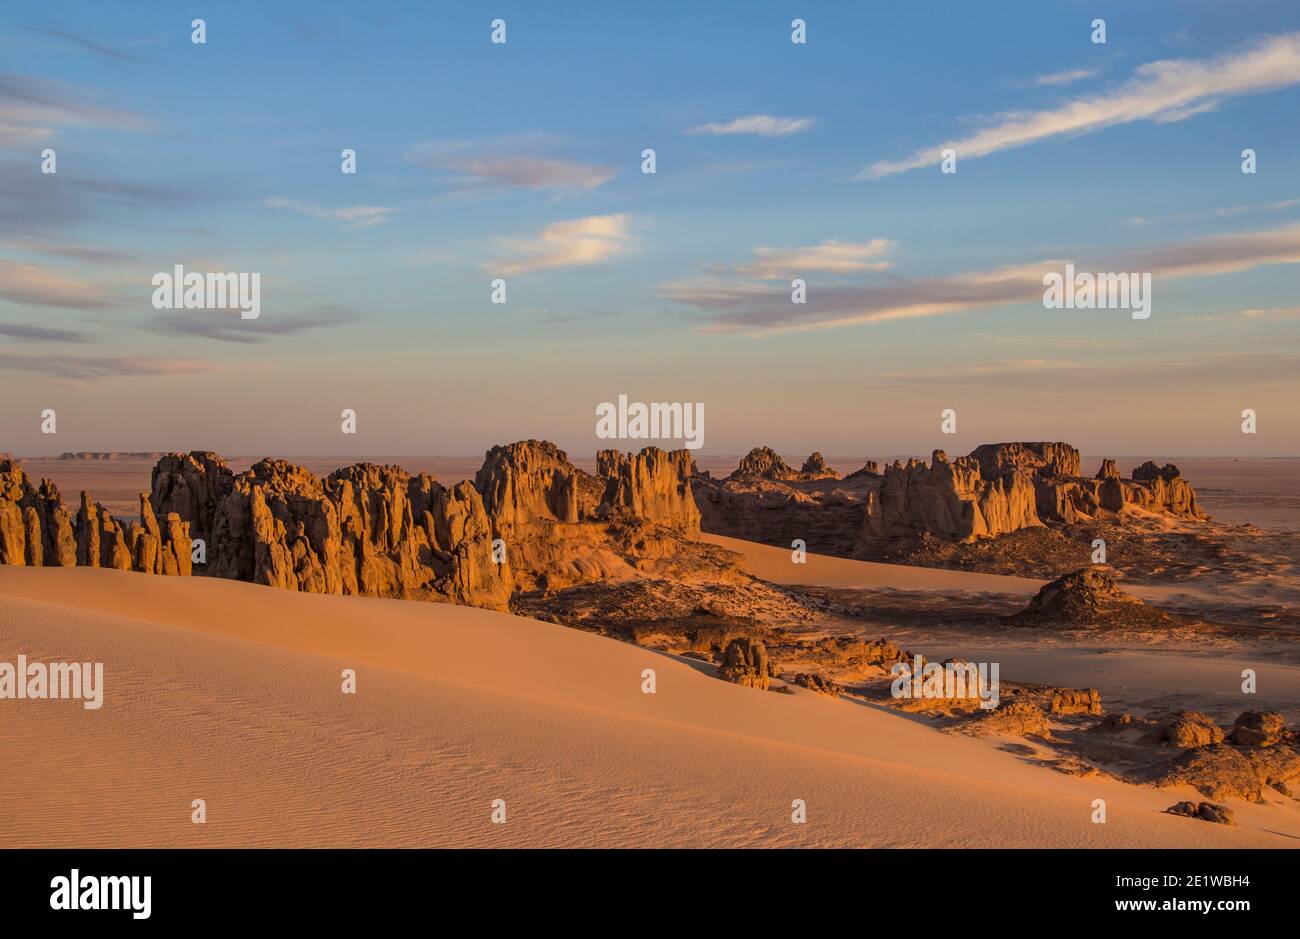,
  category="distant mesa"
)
[696,440,1205,563]
[58,451,166,462]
